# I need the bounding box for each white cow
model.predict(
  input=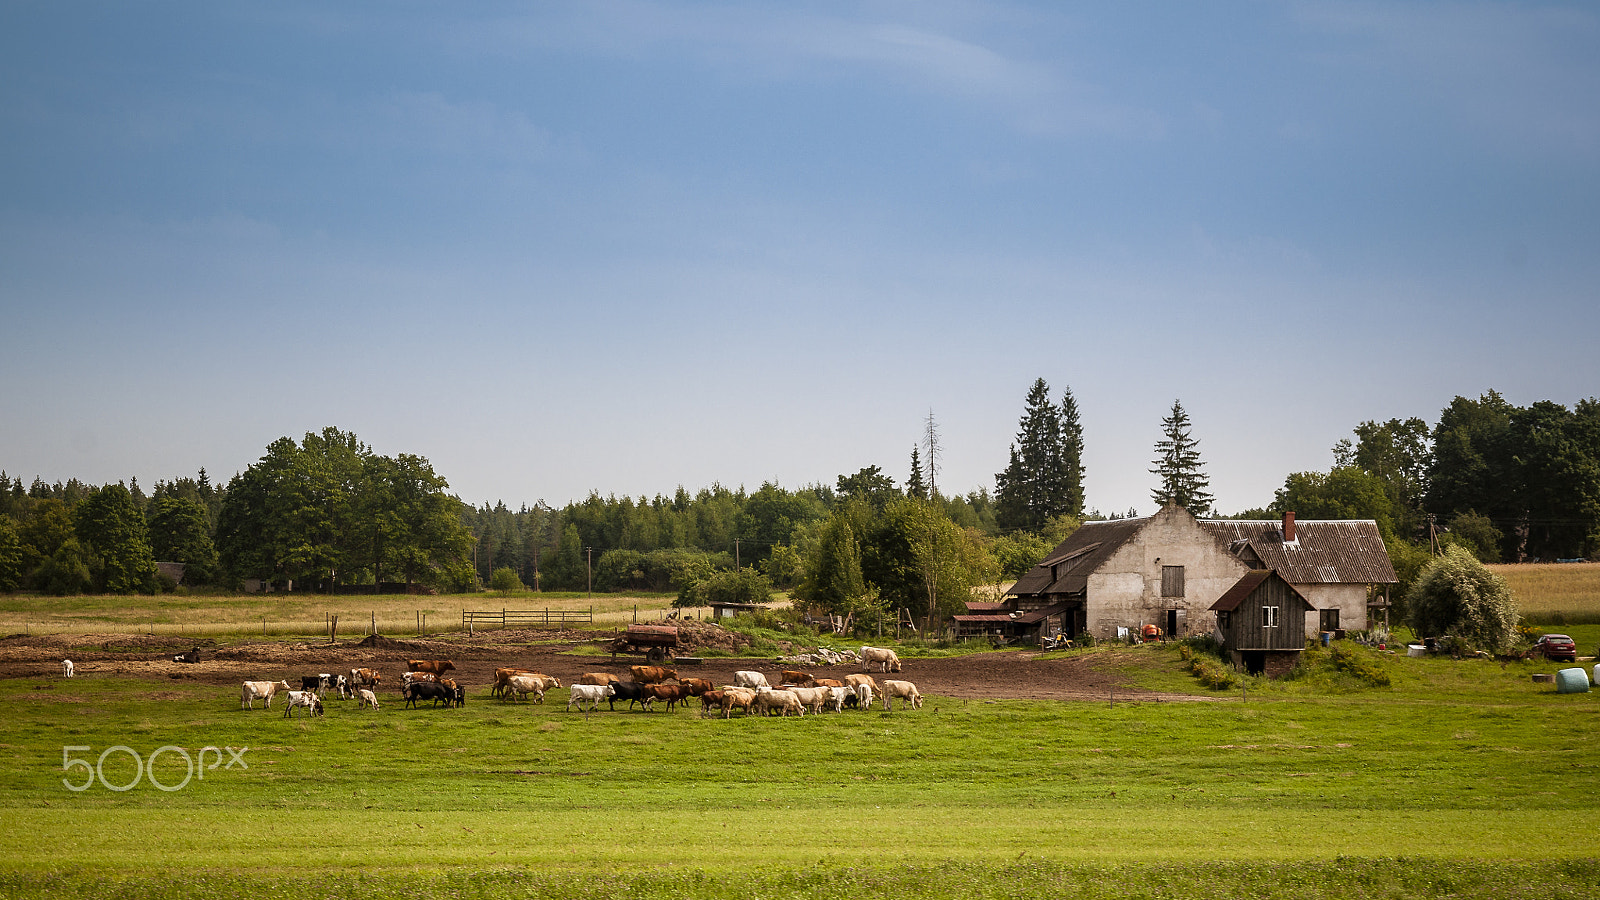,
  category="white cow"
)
[788,685,832,715]
[860,646,902,673]
[62,659,74,678]
[734,670,770,690]
[241,680,293,710]
[825,685,854,712]
[752,688,805,717]
[282,690,324,718]
[505,674,551,703]
[567,683,615,713]
[882,680,922,710]
[357,688,380,710]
